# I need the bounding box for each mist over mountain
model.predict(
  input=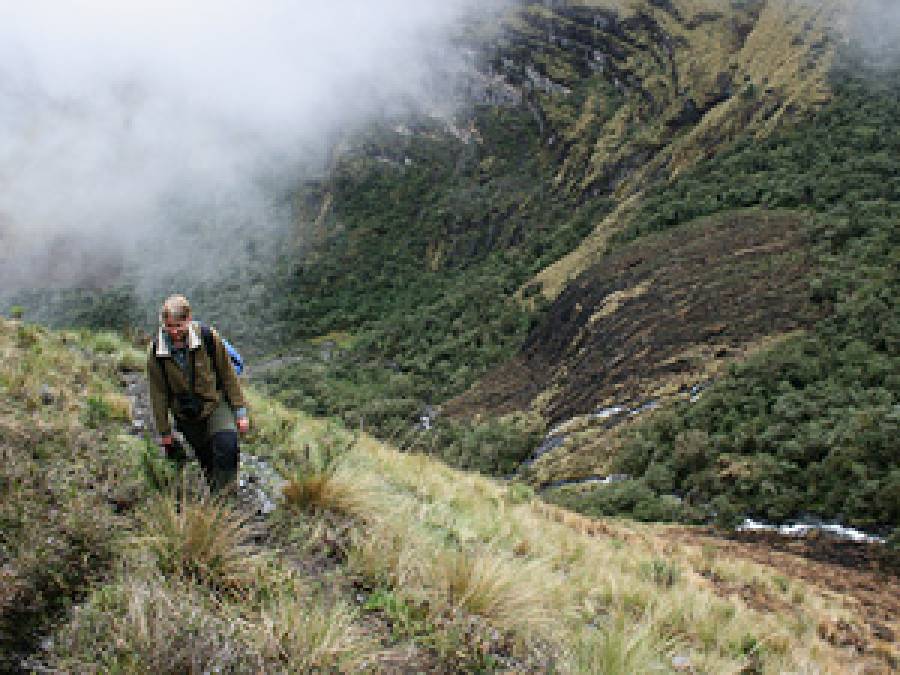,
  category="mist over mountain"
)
[0,0,505,293]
